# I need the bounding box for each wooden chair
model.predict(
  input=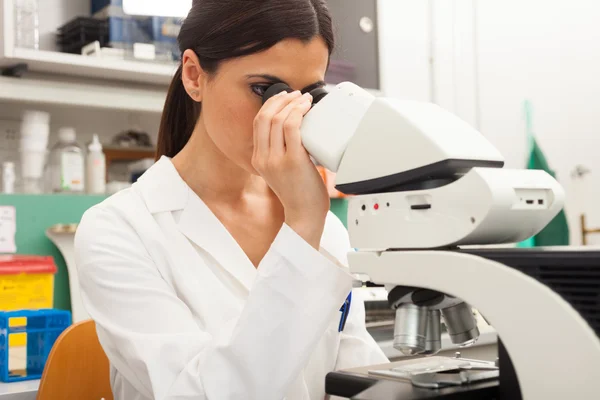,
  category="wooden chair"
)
[37,320,114,400]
